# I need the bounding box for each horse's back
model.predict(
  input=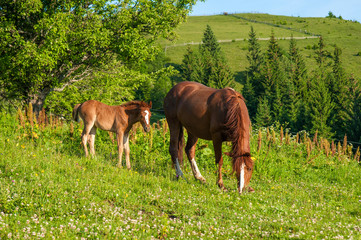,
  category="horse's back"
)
[78,100,119,130]
[164,82,231,139]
